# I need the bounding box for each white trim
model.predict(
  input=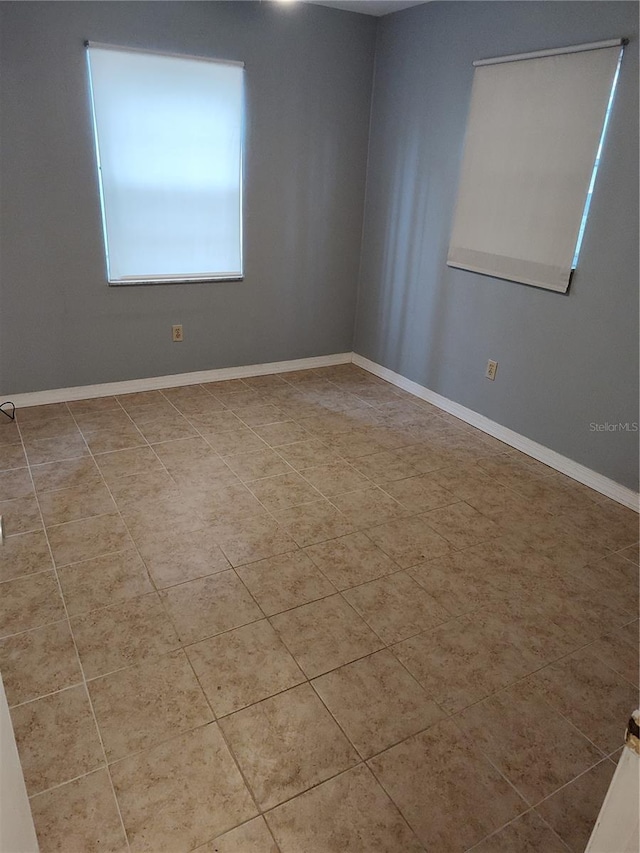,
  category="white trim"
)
[2,353,352,408]
[352,354,639,512]
[473,38,625,67]
[4,349,637,511]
